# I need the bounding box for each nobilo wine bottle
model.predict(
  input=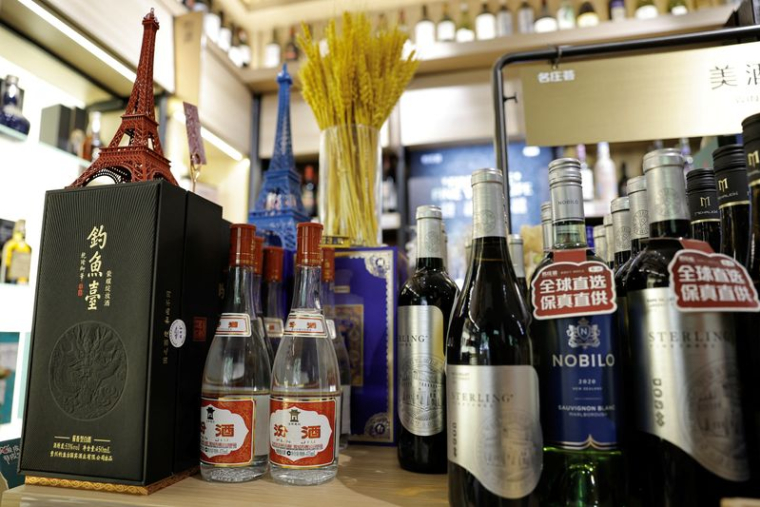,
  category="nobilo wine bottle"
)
[447,169,542,506]
[625,149,750,506]
[714,145,751,268]
[398,205,459,473]
[532,159,624,507]
[685,167,722,253]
